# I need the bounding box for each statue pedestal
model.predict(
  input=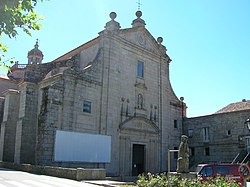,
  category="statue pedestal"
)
[168,172,197,180]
